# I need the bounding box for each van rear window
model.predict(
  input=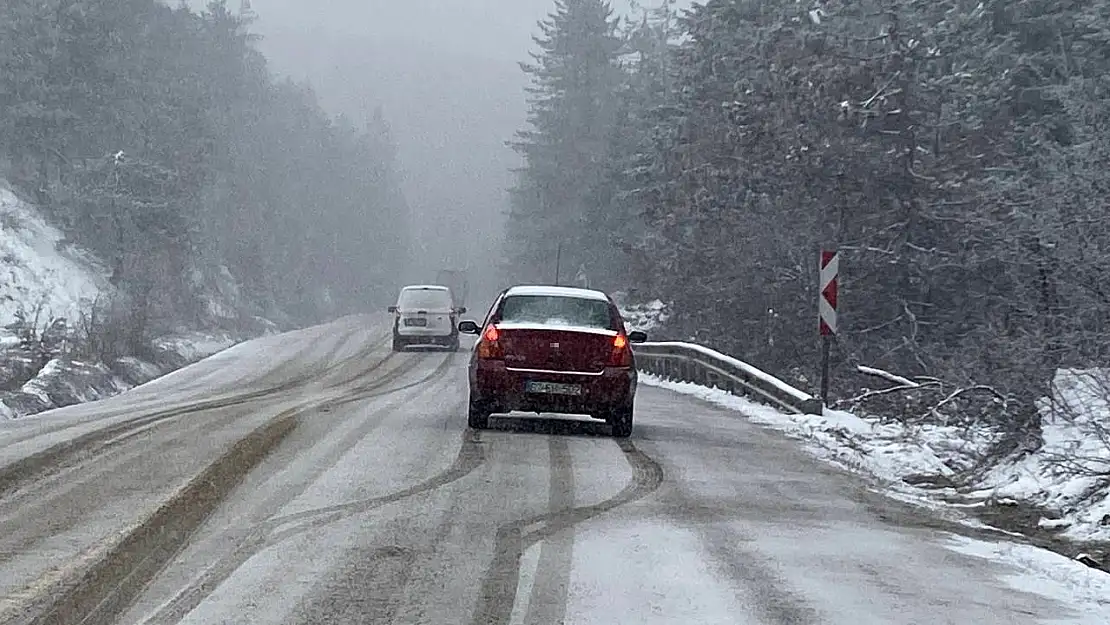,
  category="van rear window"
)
[398,289,452,309]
